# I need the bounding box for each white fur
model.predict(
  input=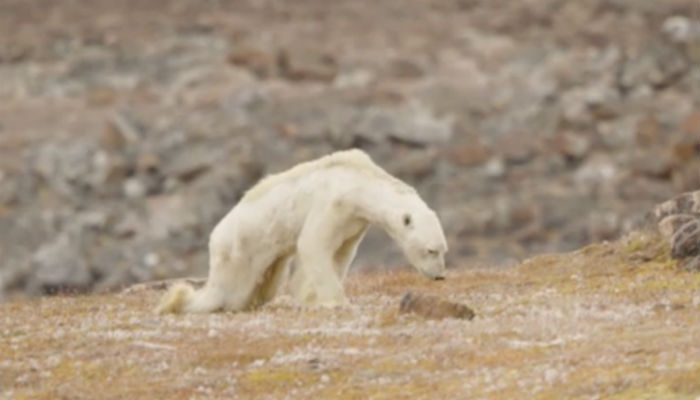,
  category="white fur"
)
[156,149,448,314]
